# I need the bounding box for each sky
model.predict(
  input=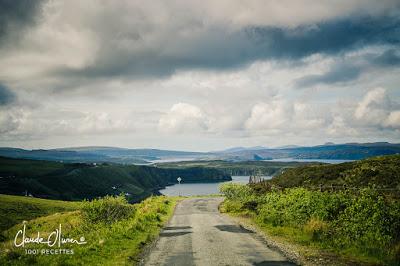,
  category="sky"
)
[0,0,400,151]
